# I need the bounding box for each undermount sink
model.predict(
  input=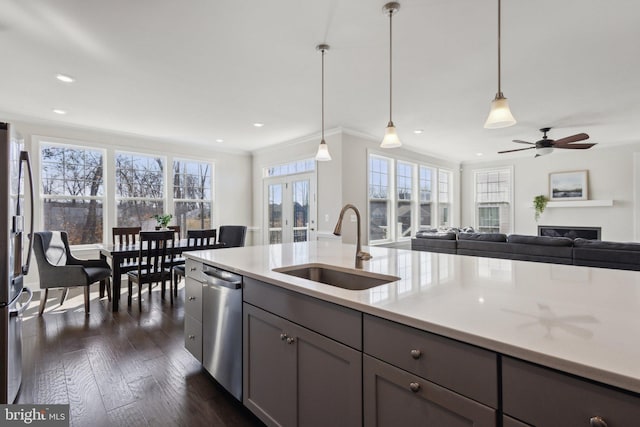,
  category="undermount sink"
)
[273,263,400,290]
